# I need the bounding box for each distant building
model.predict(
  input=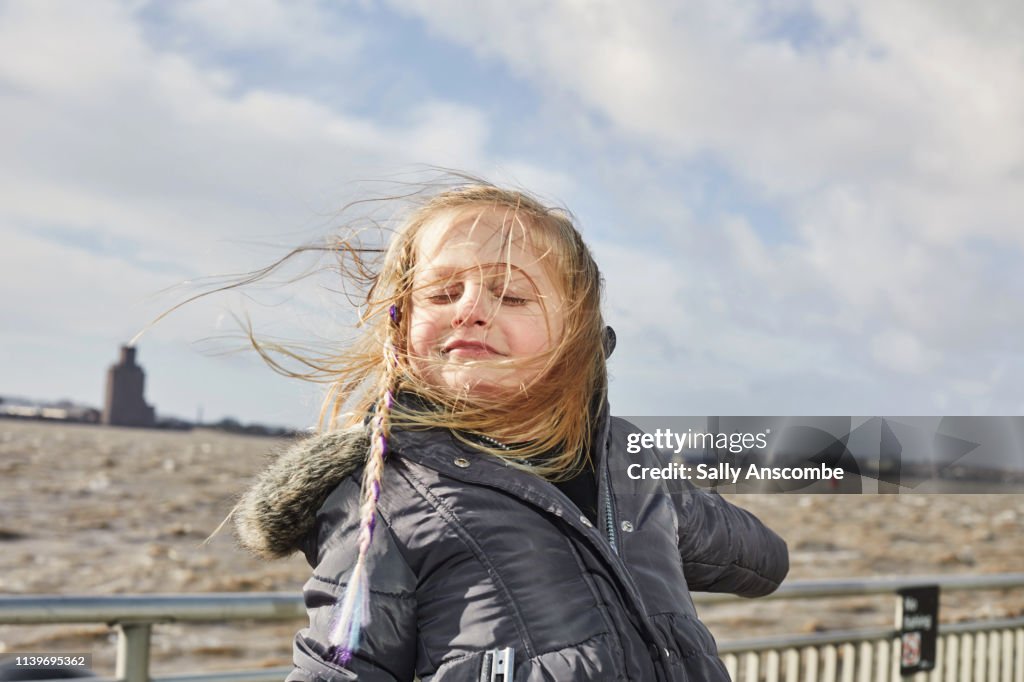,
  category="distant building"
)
[102,345,156,427]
